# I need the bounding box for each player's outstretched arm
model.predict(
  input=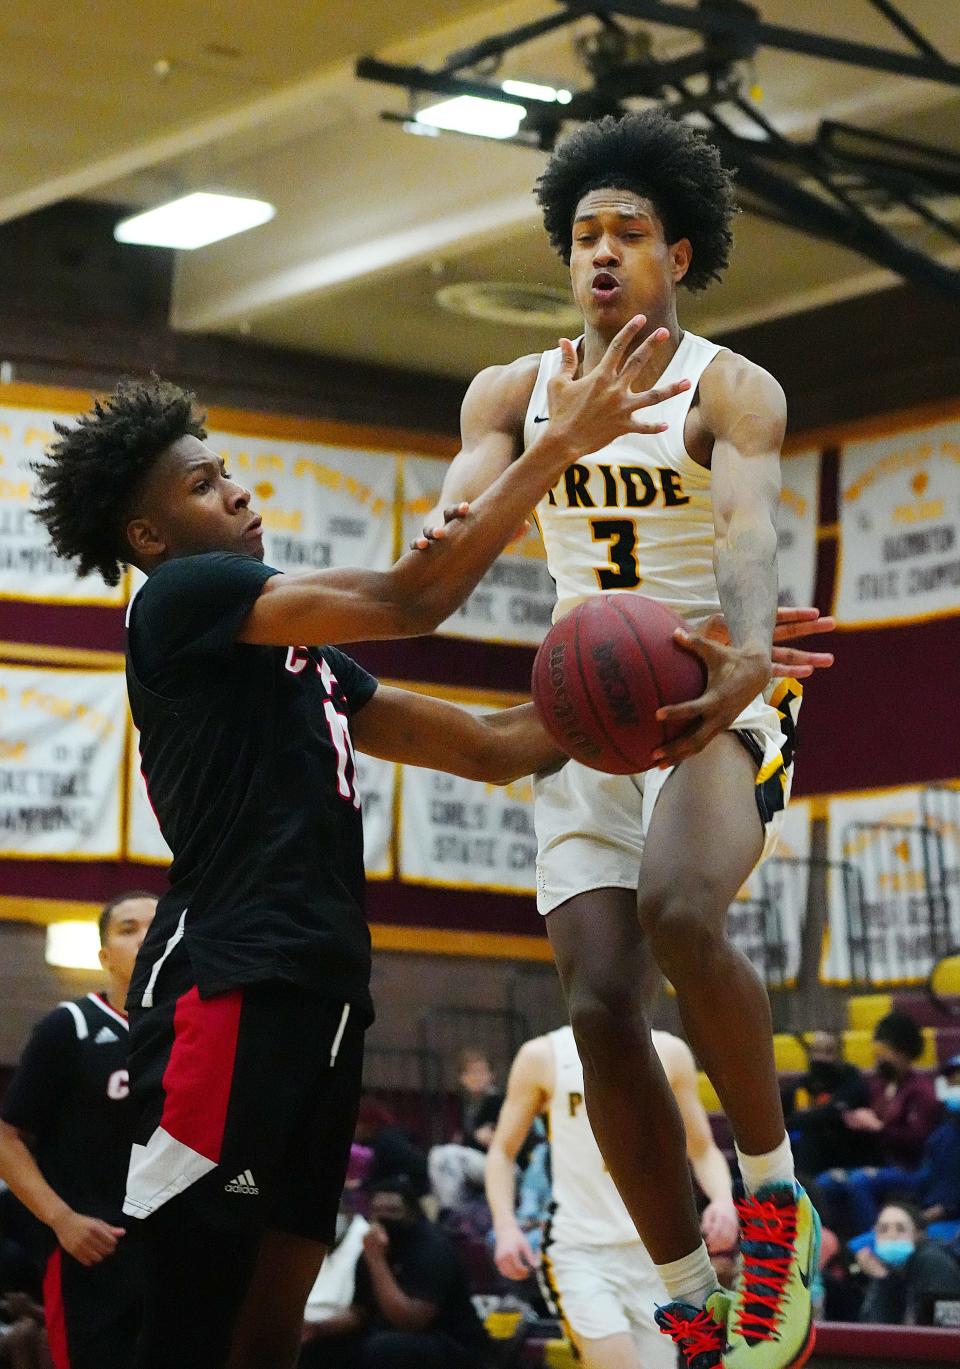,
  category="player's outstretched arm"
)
[654,355,784,765]
[486,1038,553,1280]
[351,686,563,783]
[238,316,690,649]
